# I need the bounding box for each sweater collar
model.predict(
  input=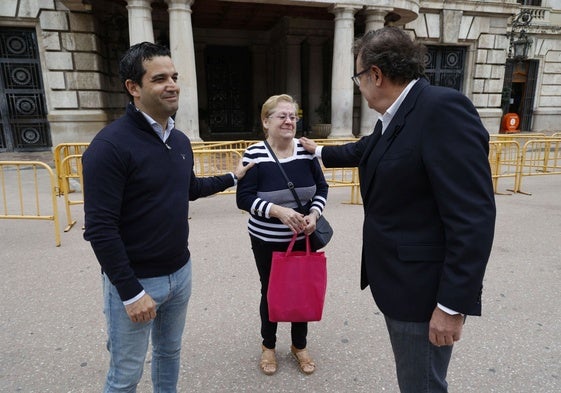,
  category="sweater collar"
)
[126,102,171,139]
